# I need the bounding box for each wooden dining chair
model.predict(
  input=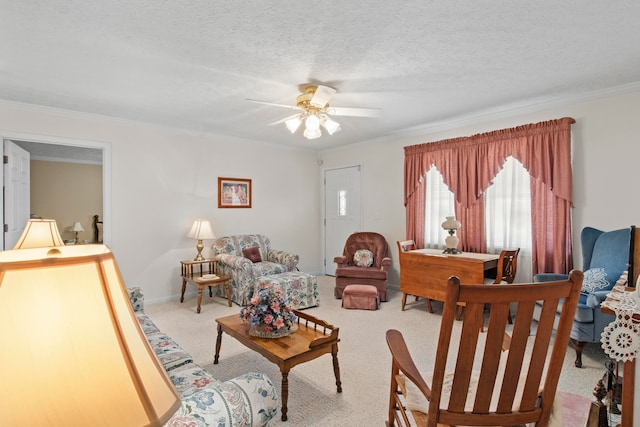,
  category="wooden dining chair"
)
[484,248,520,323]
[489,248,520,284]
[385,270,583,427]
